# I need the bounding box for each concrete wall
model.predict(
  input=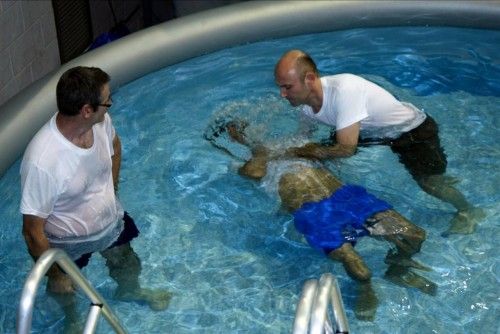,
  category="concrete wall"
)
[0,0,245,108]
[0,0,60,107]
